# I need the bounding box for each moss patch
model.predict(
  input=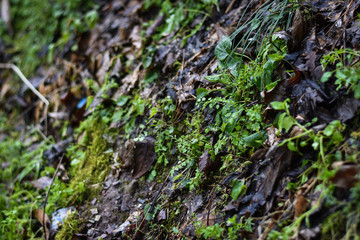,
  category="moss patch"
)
[55,211,83,240]
[56,115,112,238]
